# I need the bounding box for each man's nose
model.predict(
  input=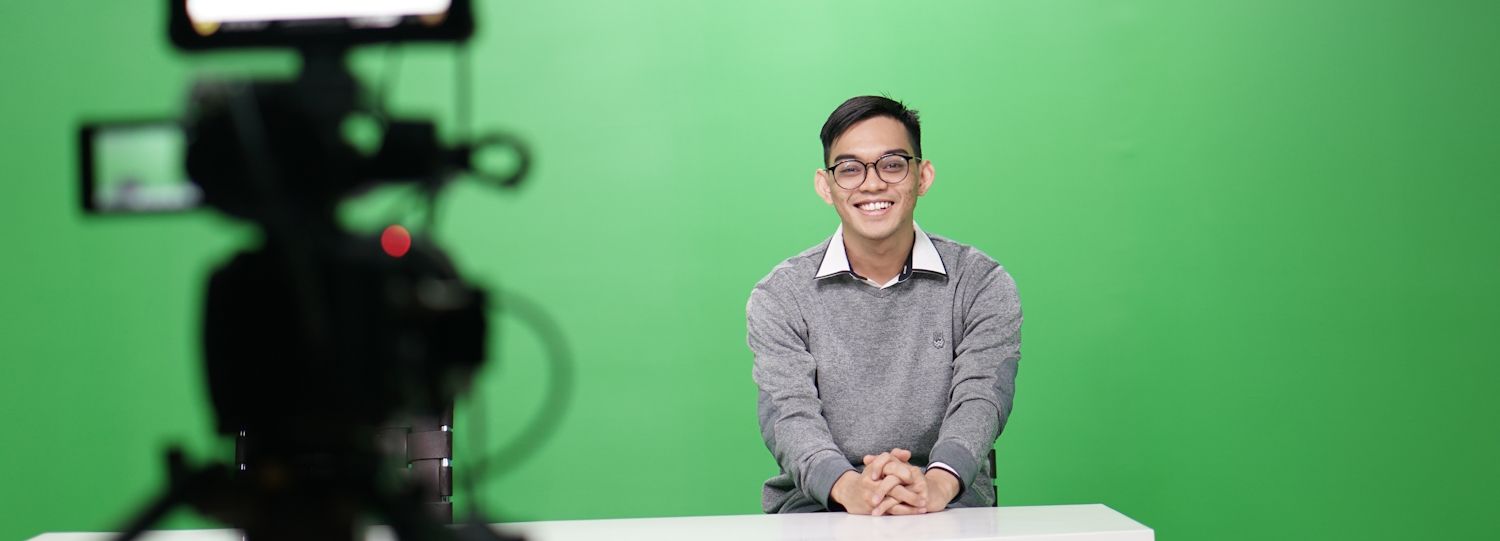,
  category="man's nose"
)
[858,166,886,192]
